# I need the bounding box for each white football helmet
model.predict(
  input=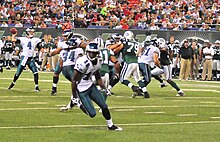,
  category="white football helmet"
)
[143,35,151,46]
[26,28,35,38]
[157,38,166,48]
[94,37,104,49]
[124,31,134,40]
[62,30,73,39]
[86,42,100,61]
